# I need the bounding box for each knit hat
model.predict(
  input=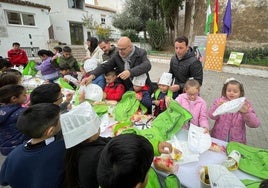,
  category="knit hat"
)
[159,72,173,86]
[132,73,147,87]
[60,102,101,148]
[84,58,97,73]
